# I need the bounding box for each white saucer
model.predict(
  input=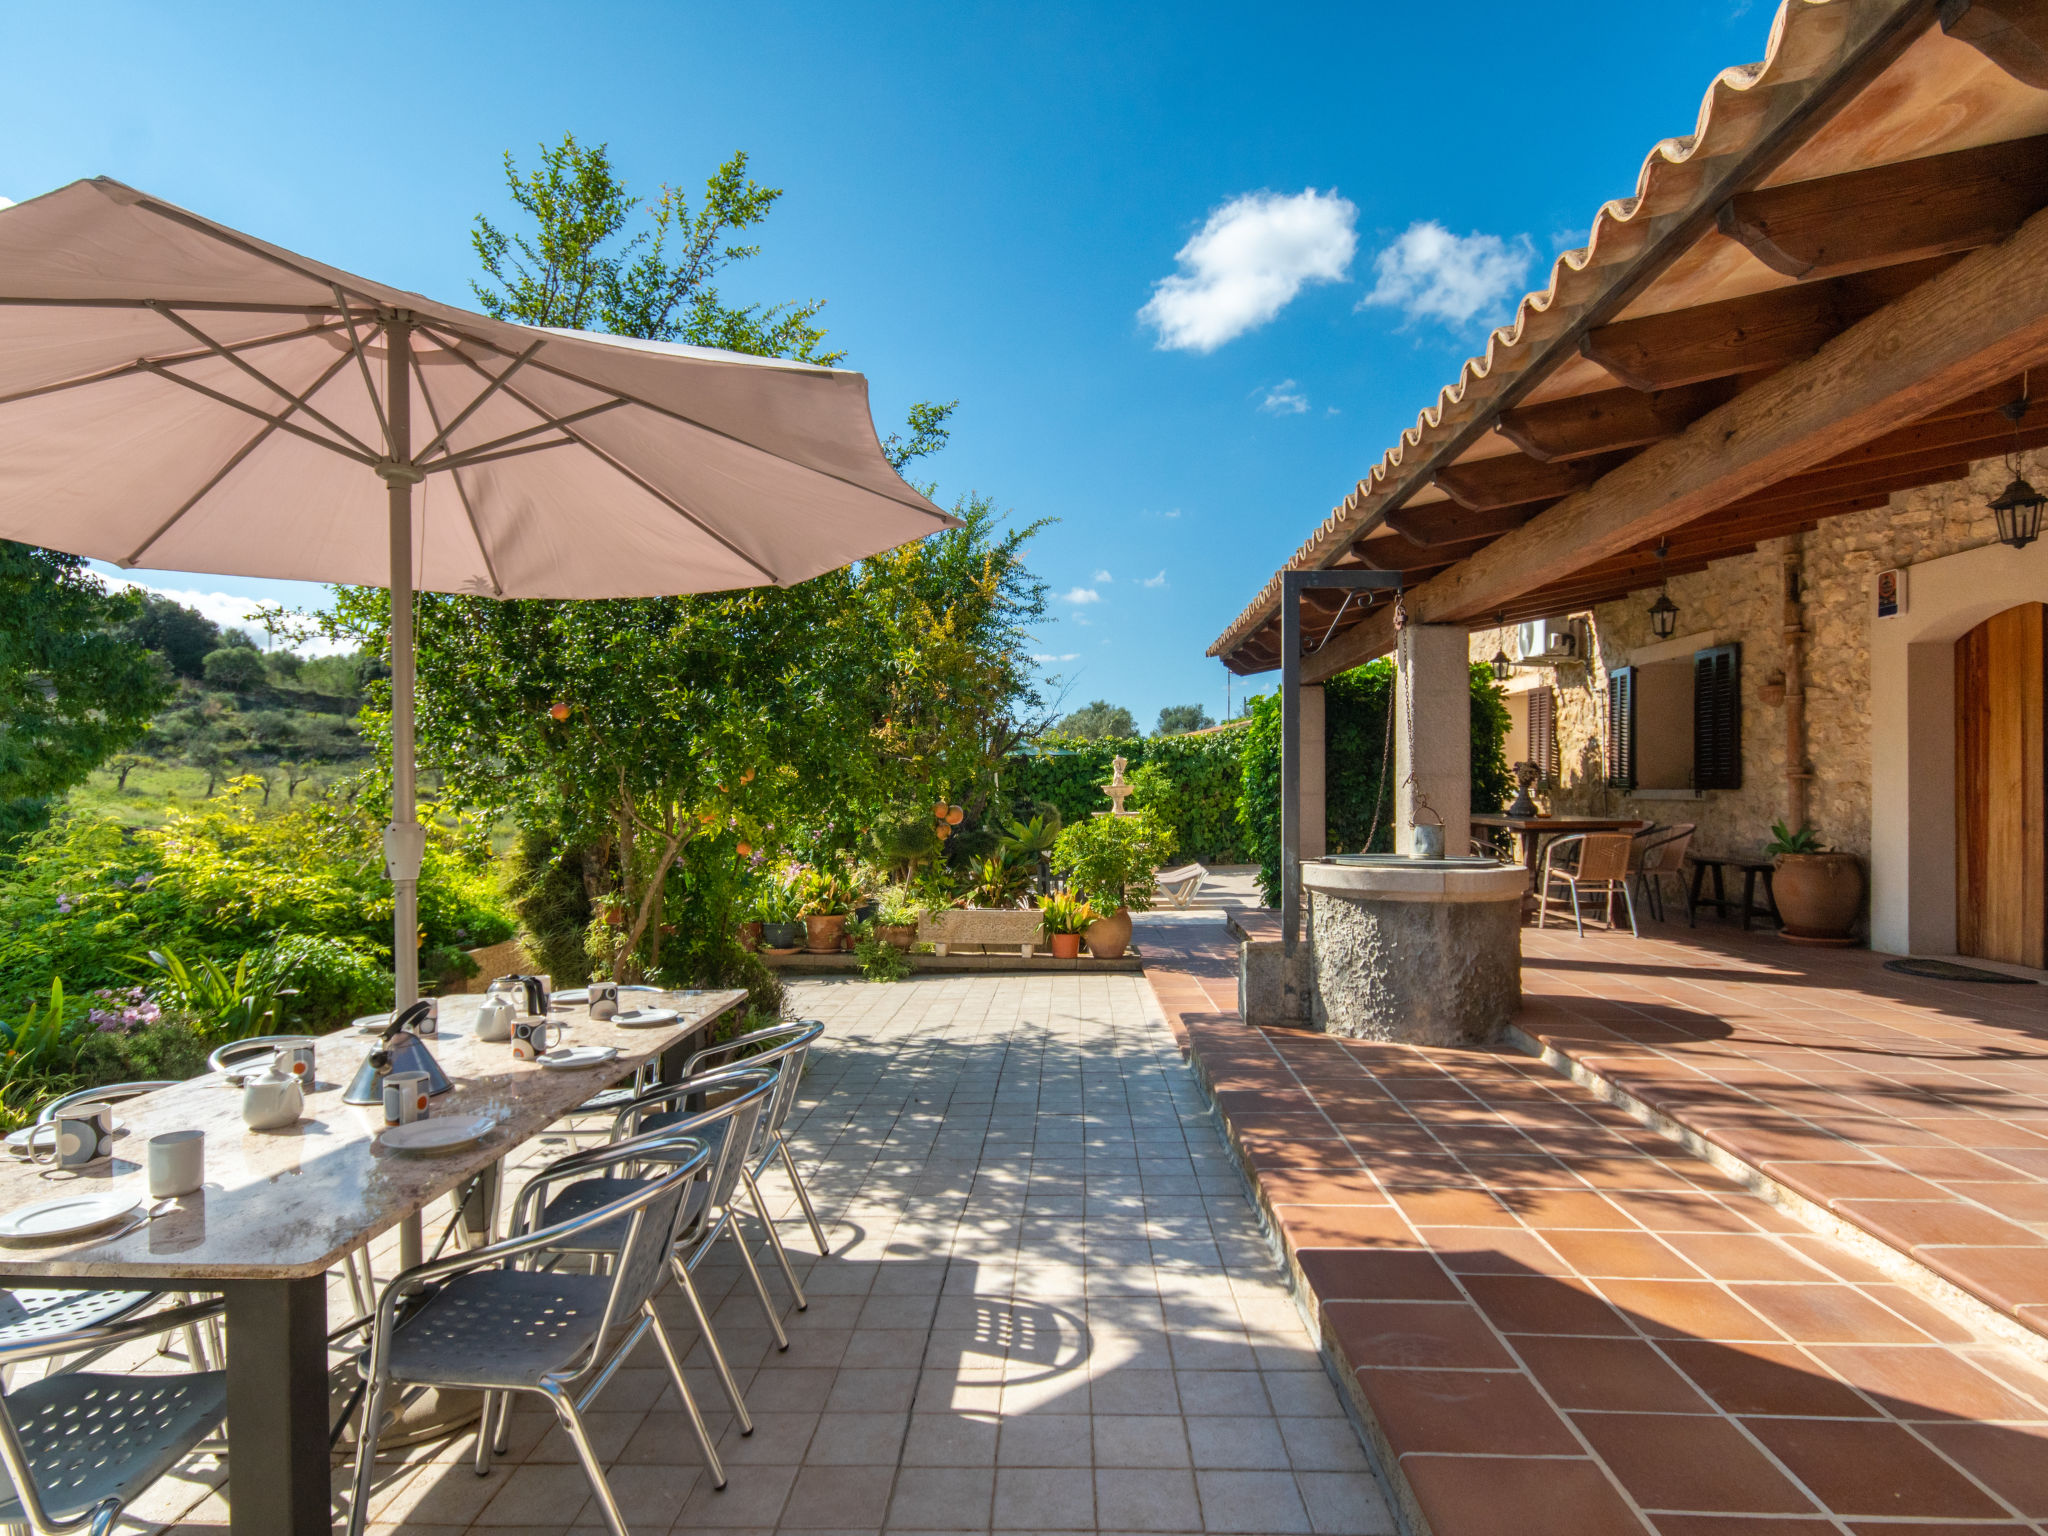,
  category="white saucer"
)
[609,1007,679,1030]
[0,1191,141,1243]
[539,1045,619,1070]
[552,986,660,1005]
[380,1114,497,1155]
